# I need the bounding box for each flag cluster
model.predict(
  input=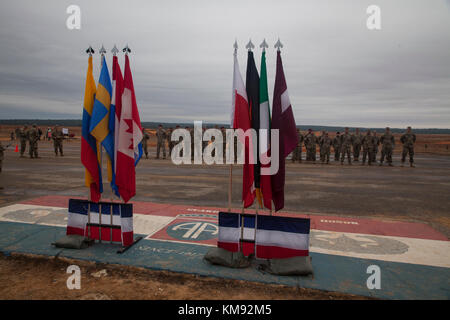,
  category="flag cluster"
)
[81,52,143,203]
[231,44,298,212]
